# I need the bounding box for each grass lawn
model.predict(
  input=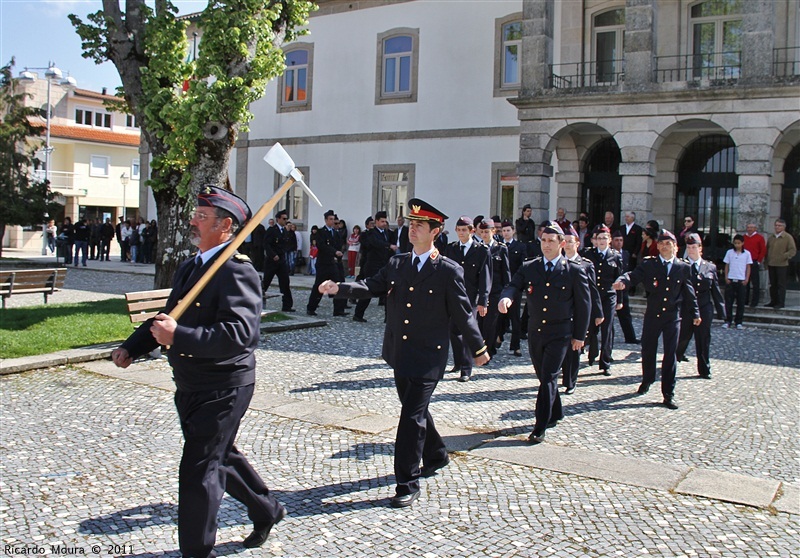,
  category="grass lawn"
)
[0,299,132,359]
